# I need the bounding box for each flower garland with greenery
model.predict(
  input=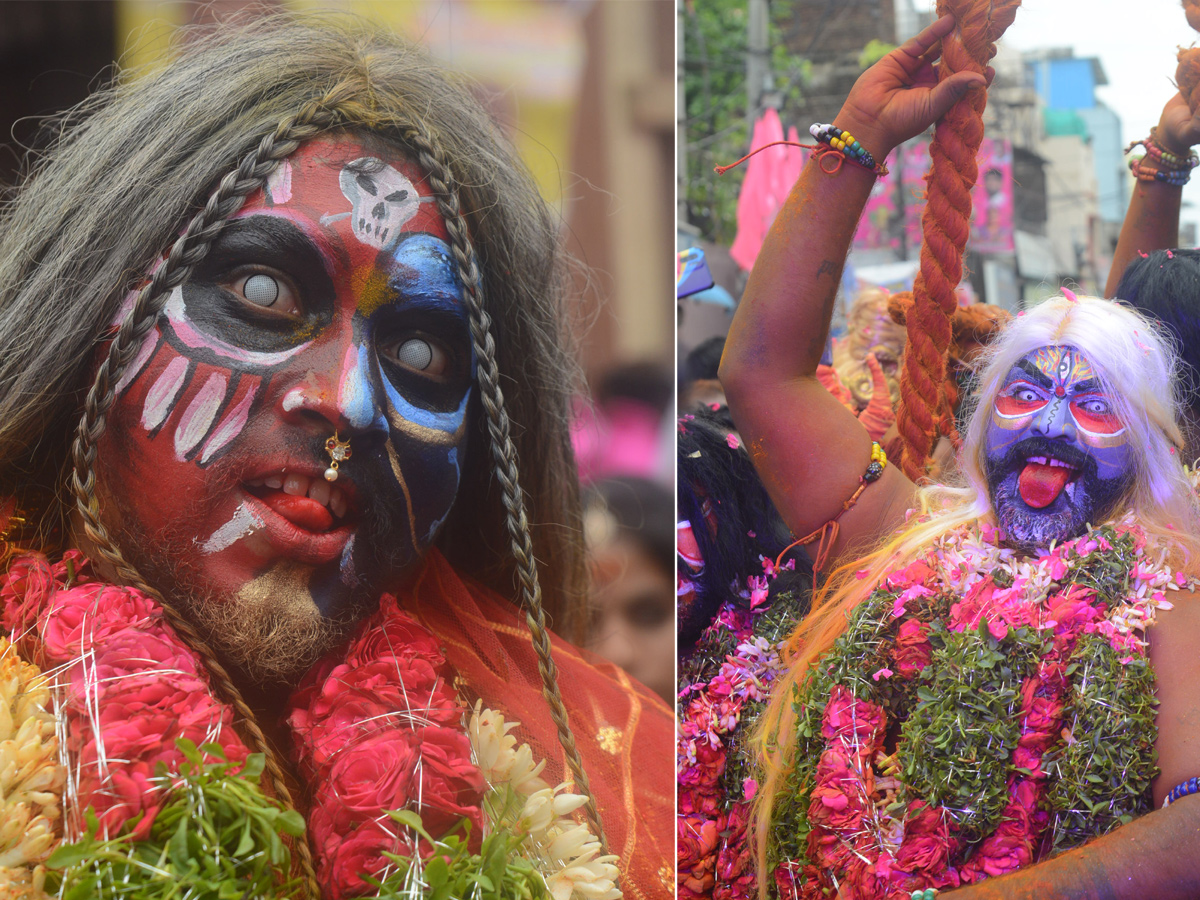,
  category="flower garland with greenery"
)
[770,516,1185,900]
[678,559,809,900]
[0,549,620,900]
